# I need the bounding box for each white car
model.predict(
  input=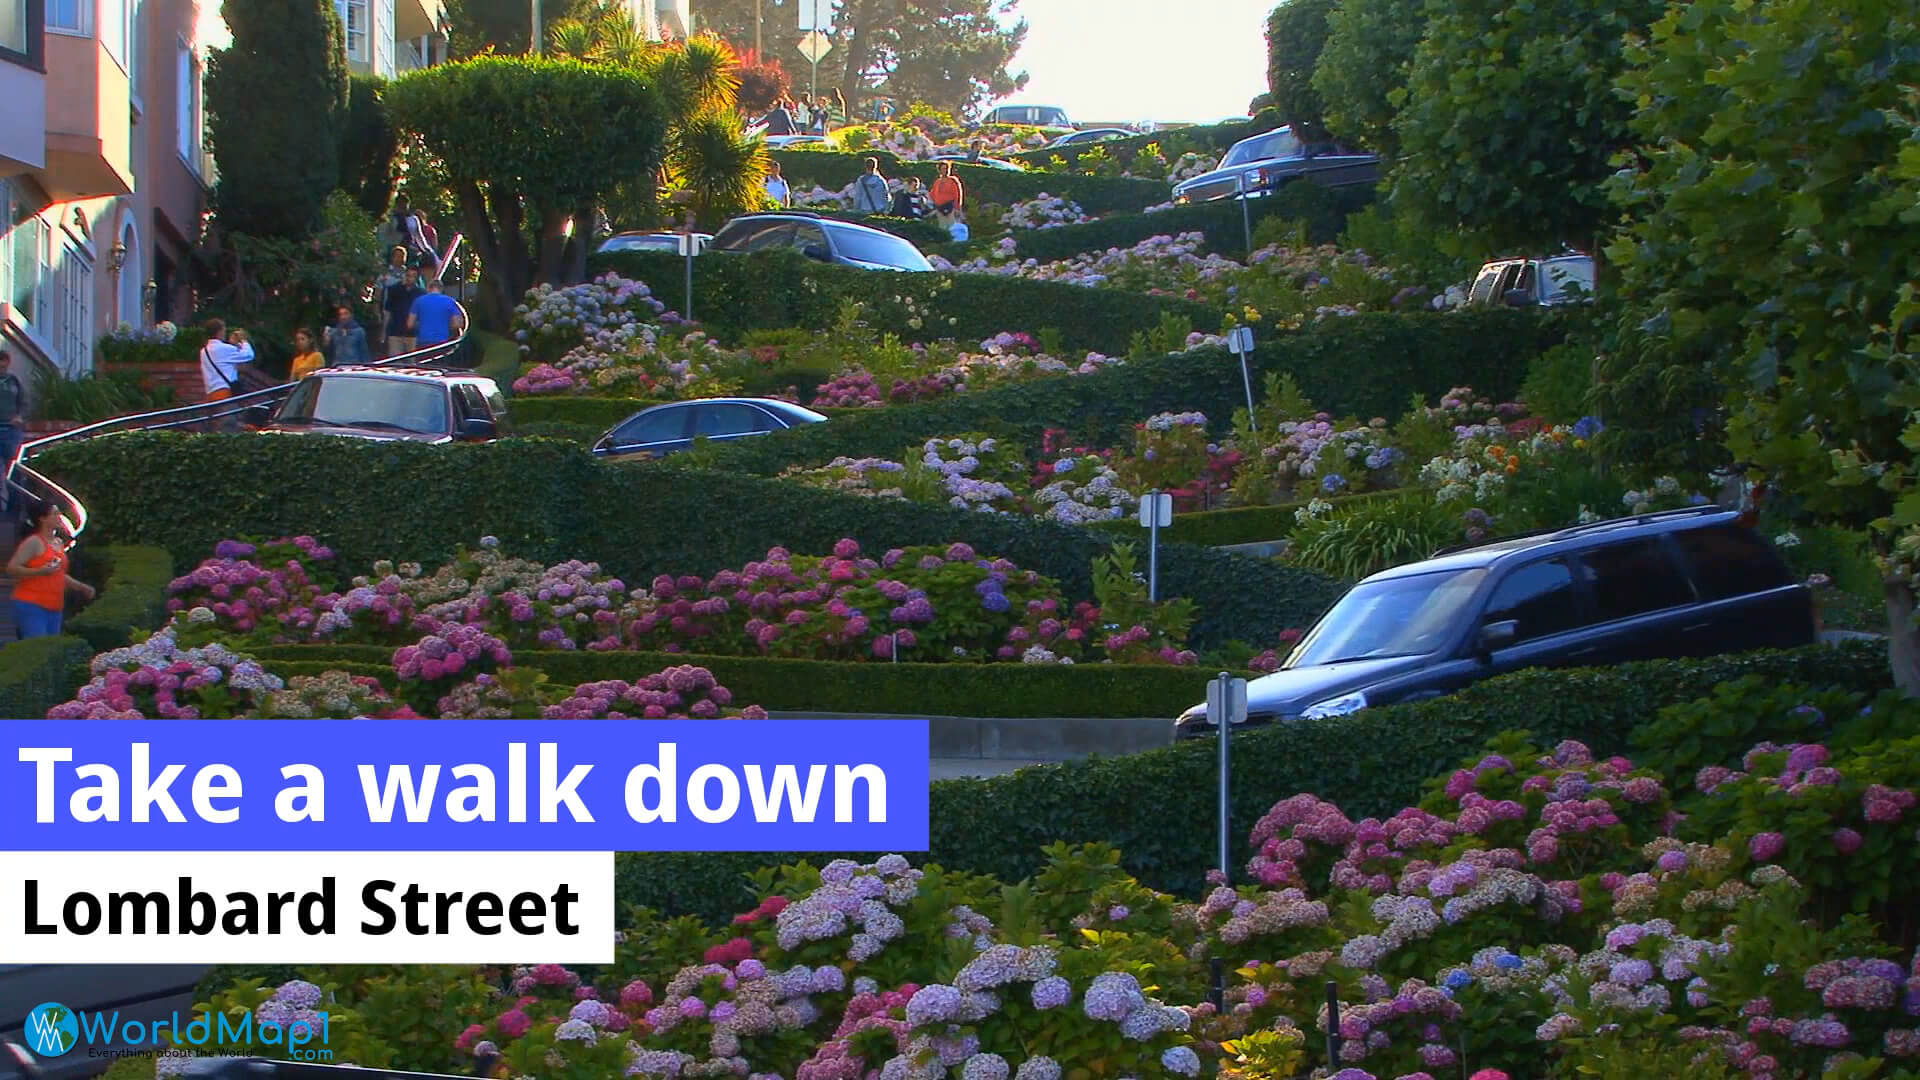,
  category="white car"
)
[1467,254,1596,307]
